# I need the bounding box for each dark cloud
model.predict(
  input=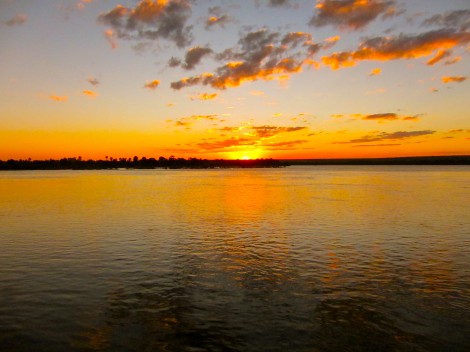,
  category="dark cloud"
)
[171,29,322,90]
[4,14,27,26]
[87,77,100,86]
[422,9,470,31]
[181,46,213,70]
[267,0,291,7]
[168,57,182,67]
[322,29,470,69]
[335,130,435,144]
[362,113,399,121]
[205,6,231,29]
[310,0,398,30]
[98,0,193,48]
